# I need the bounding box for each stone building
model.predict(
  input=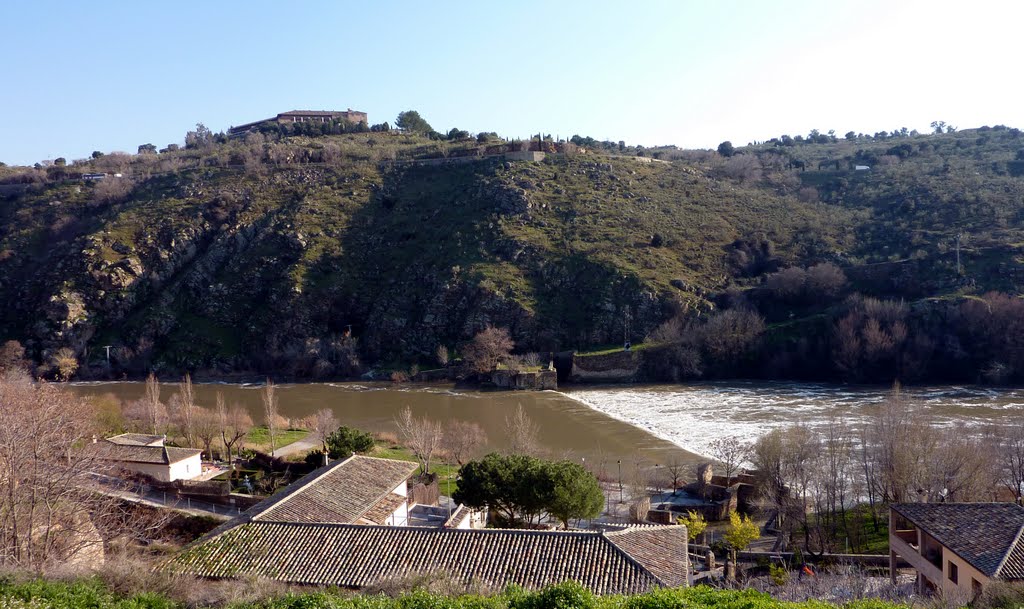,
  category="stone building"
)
[229,109,368,135]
